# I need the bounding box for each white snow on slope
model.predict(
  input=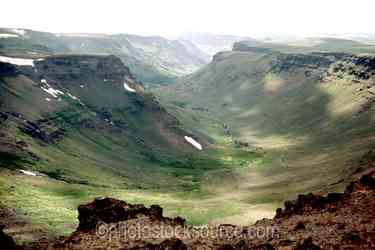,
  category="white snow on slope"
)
[0,56,34,66]
[184,136,203,150]
[67,93,85,106]
[0,34,18,38]
[46,98,51,102]
[41,86,64,98]
[67,93,78,100]
[41,79,47,84]
[19,169,37,176]
[124,83,136,93]
[12,29,26,36]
